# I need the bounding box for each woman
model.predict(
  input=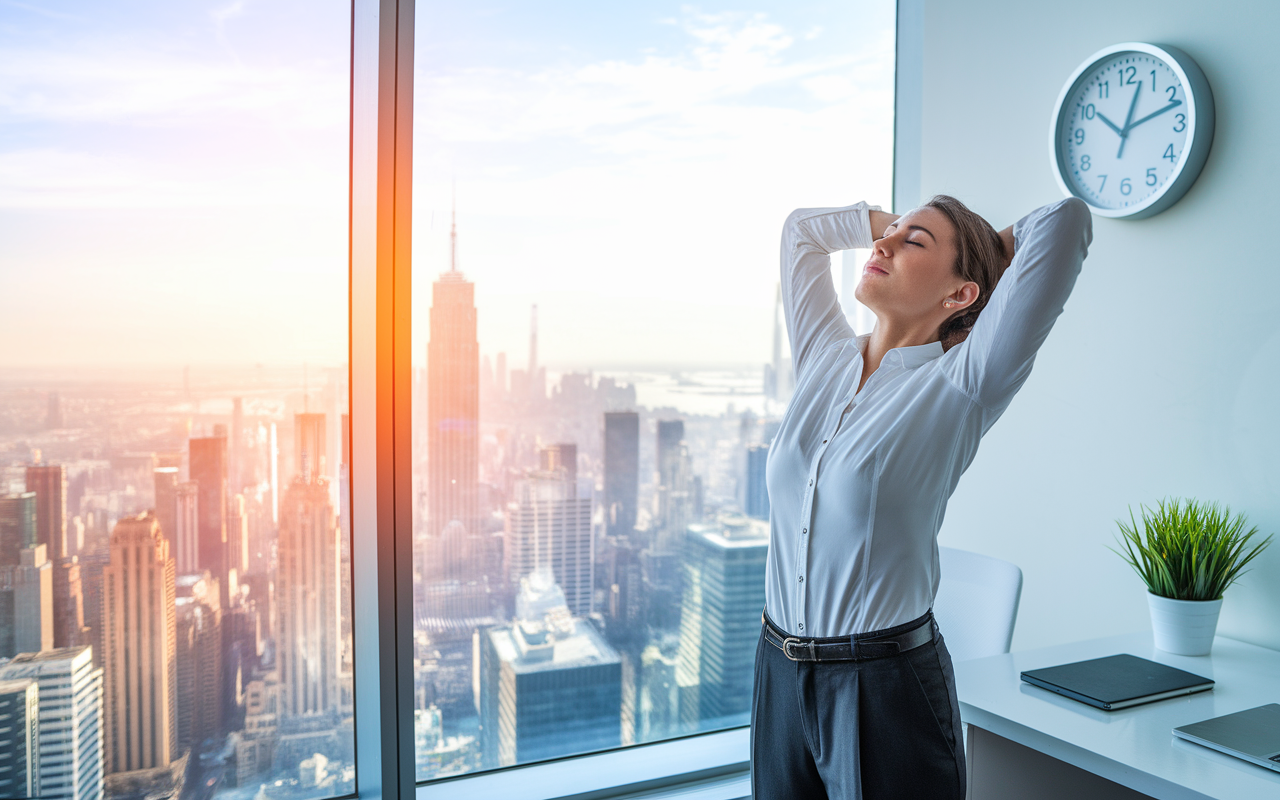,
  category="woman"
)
[751,195,1092,798]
